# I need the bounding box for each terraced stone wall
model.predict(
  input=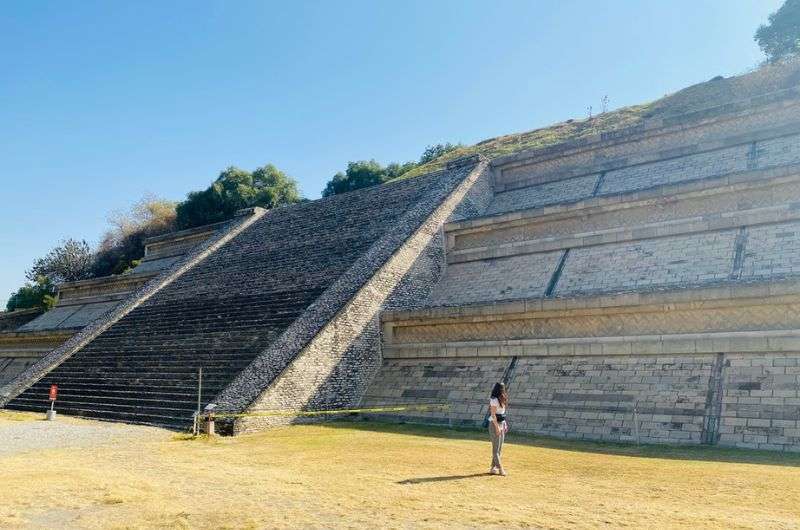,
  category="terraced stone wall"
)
[364,90,800,451]
[365,351,800,450]
[364,285,800,450]
[0,309,41,332]
[0,330,73,394]
[492,86,800,195]
[433,168,800,307]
